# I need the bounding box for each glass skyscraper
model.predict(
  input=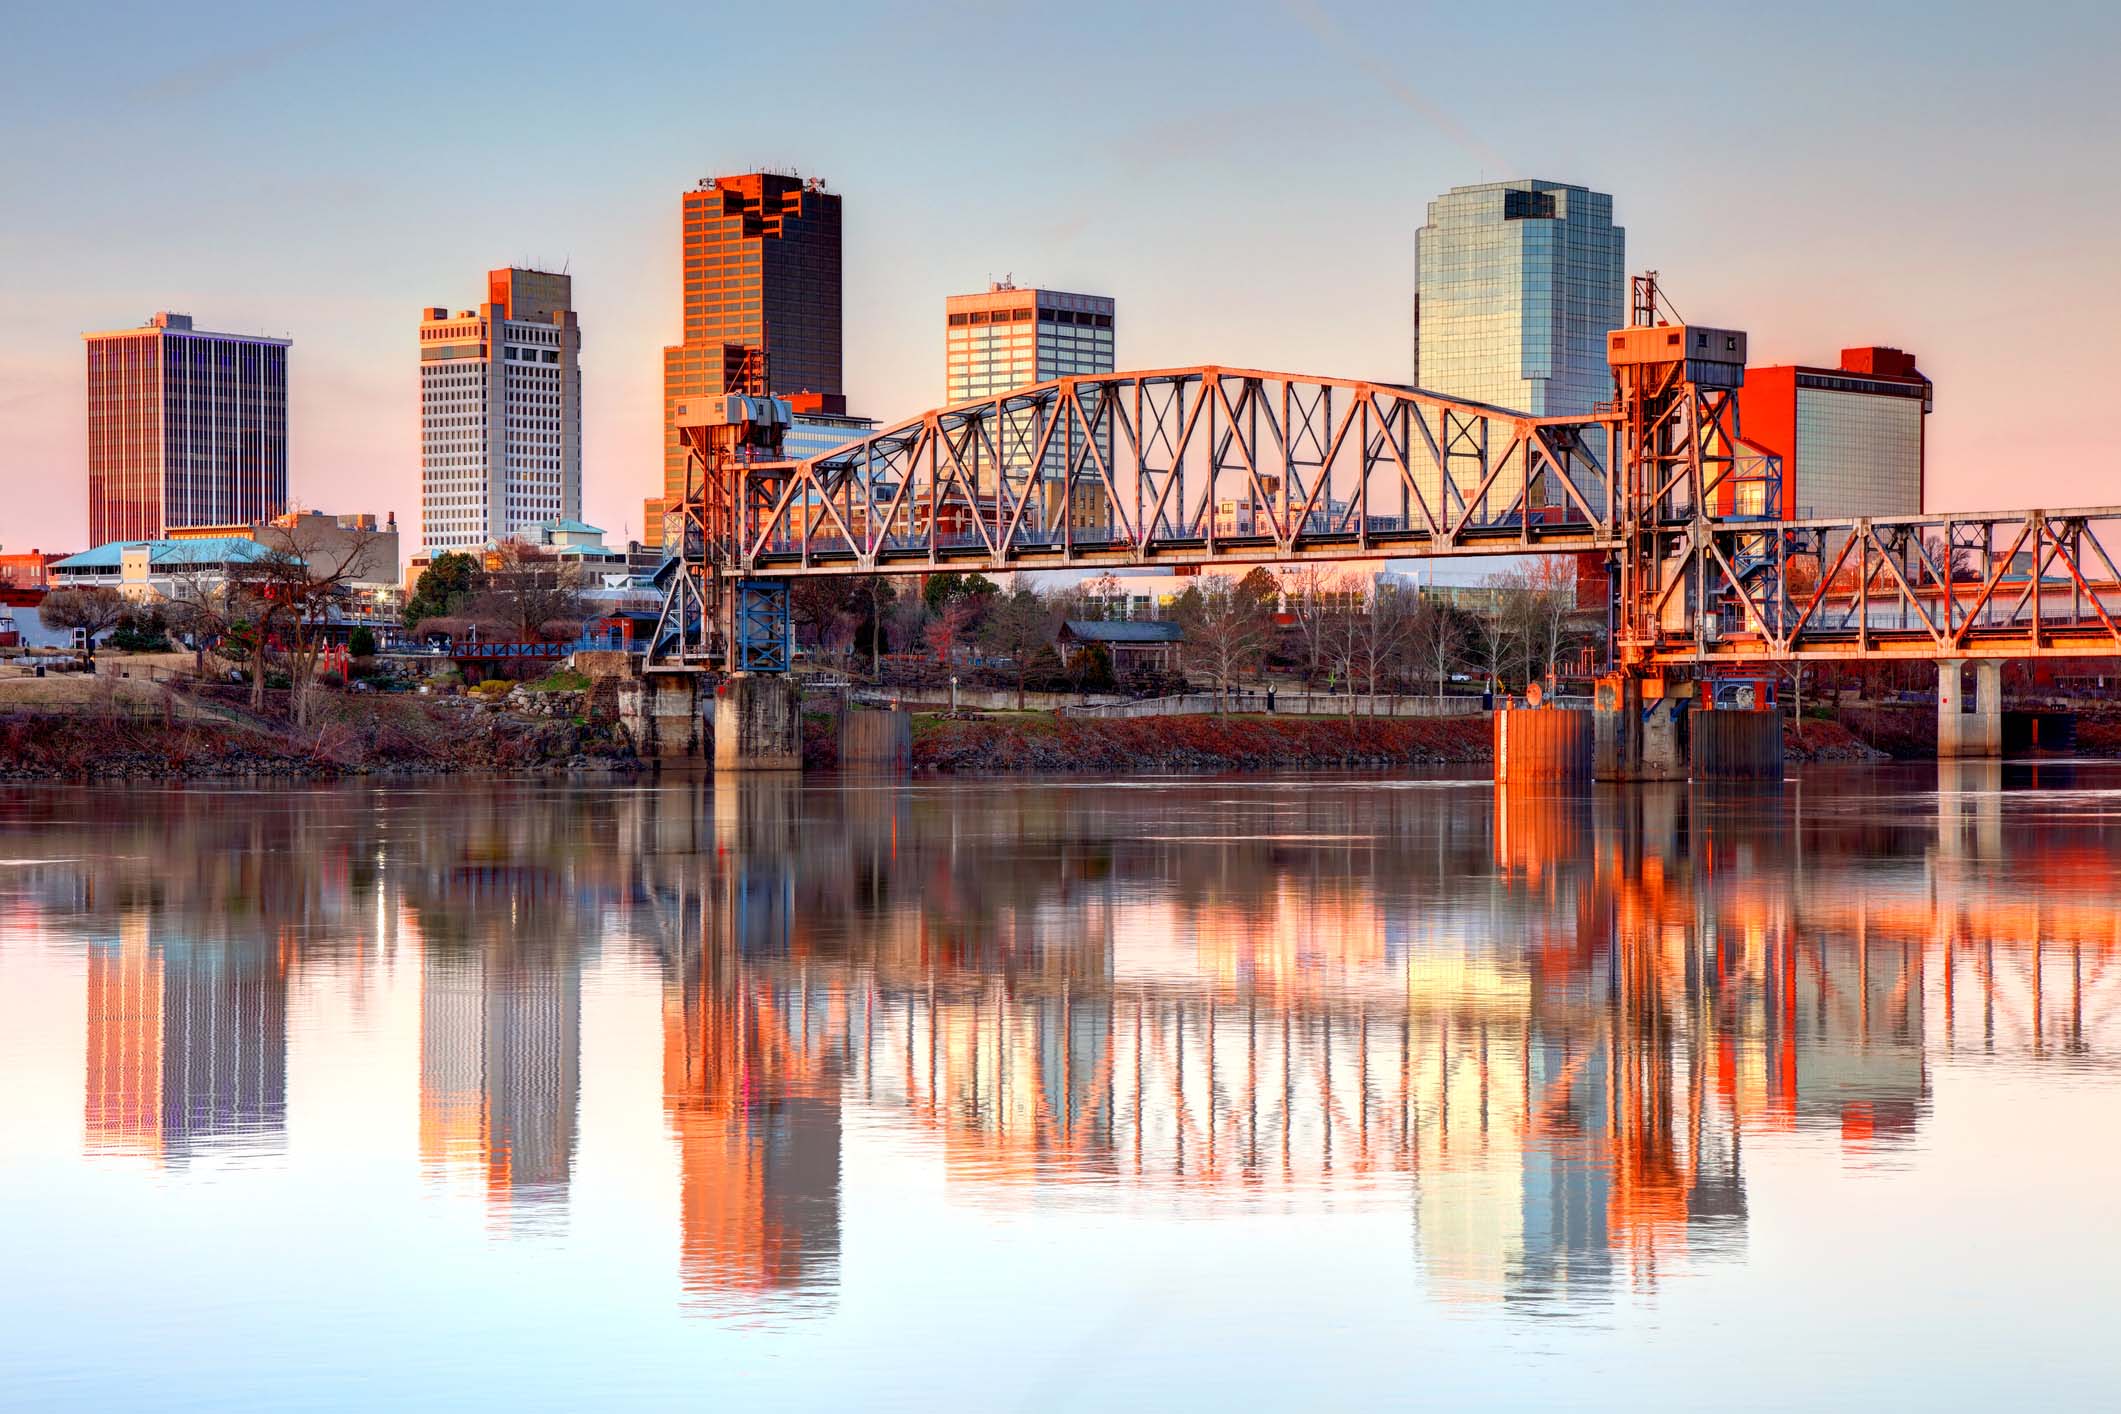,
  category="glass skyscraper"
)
[1413,180,1623,516]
